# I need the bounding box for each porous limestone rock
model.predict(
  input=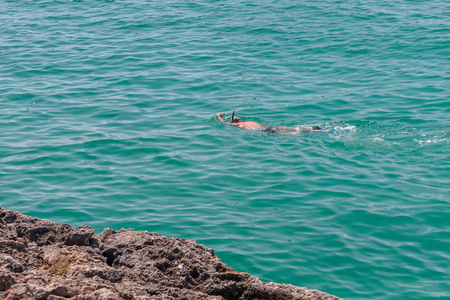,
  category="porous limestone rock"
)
[0,207,342,300]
